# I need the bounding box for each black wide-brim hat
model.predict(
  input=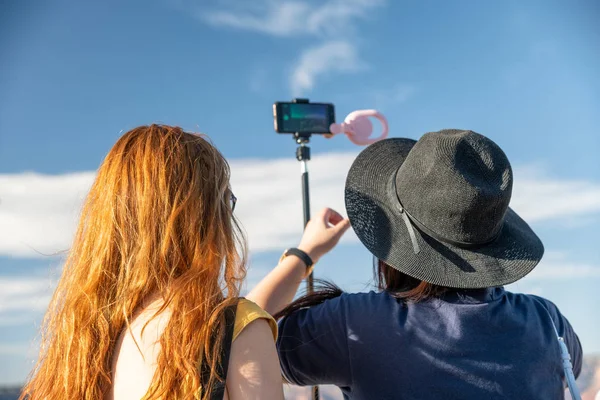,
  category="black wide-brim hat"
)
[345,130,544,289]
